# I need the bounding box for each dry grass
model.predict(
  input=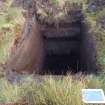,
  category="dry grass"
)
[83,0,105,71]
[35,0,82,24]
[0,0,25,64]
[0,75,101,105]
